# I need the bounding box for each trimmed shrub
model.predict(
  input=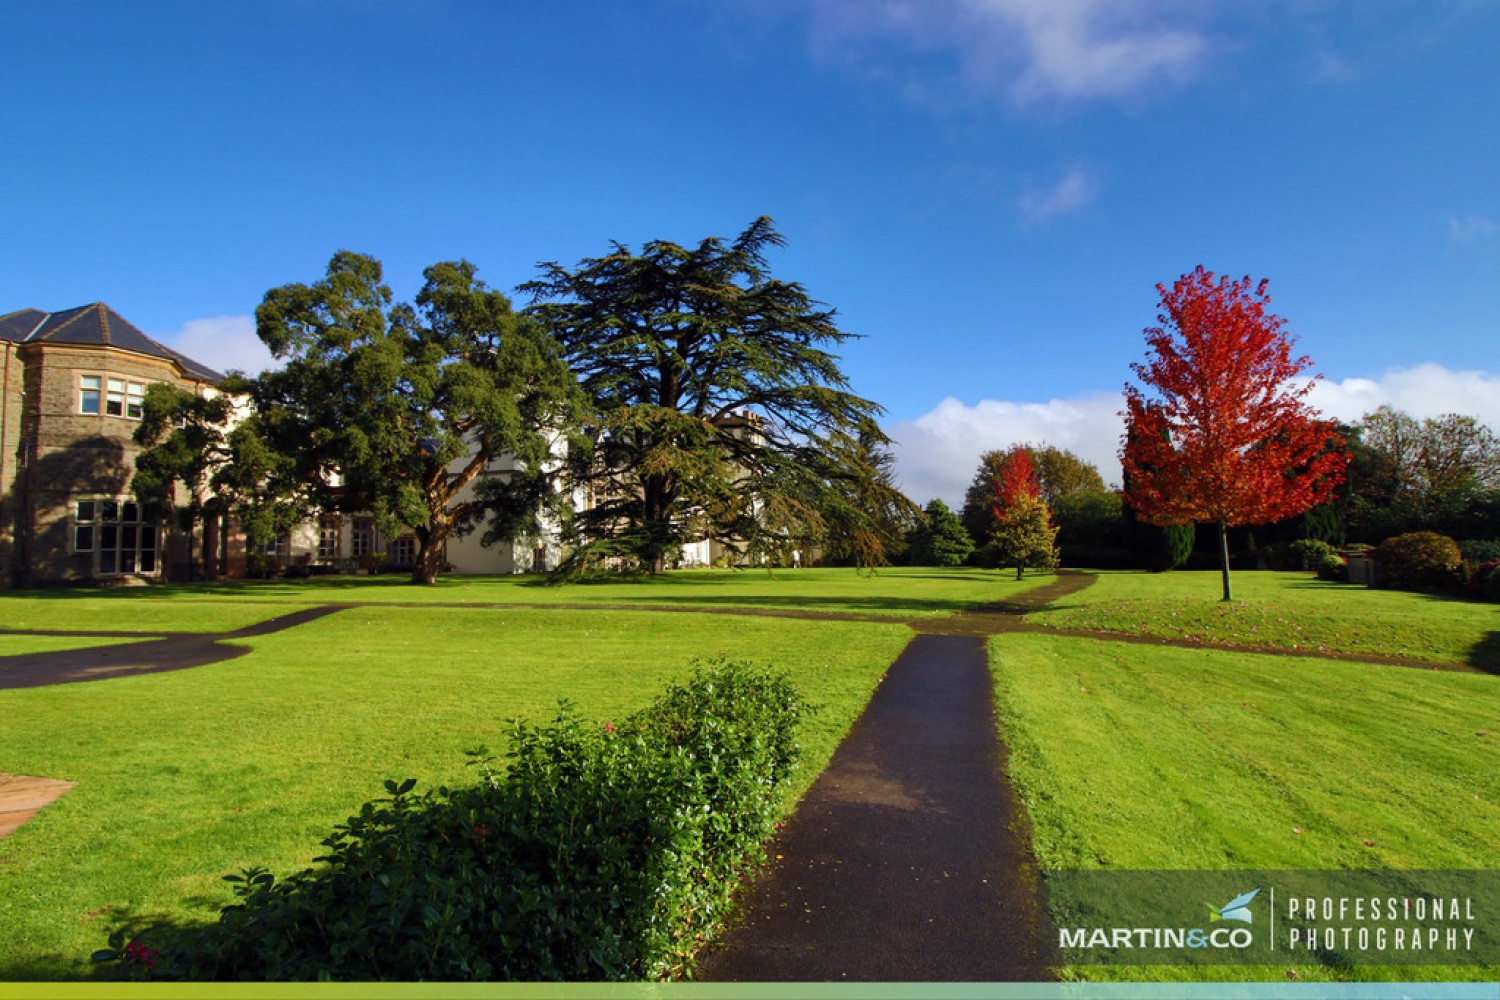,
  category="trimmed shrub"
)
[1265,538,1340,572]
[1315,552,1348,582]
[1375,532,1464,592]
[95,661,807,982]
